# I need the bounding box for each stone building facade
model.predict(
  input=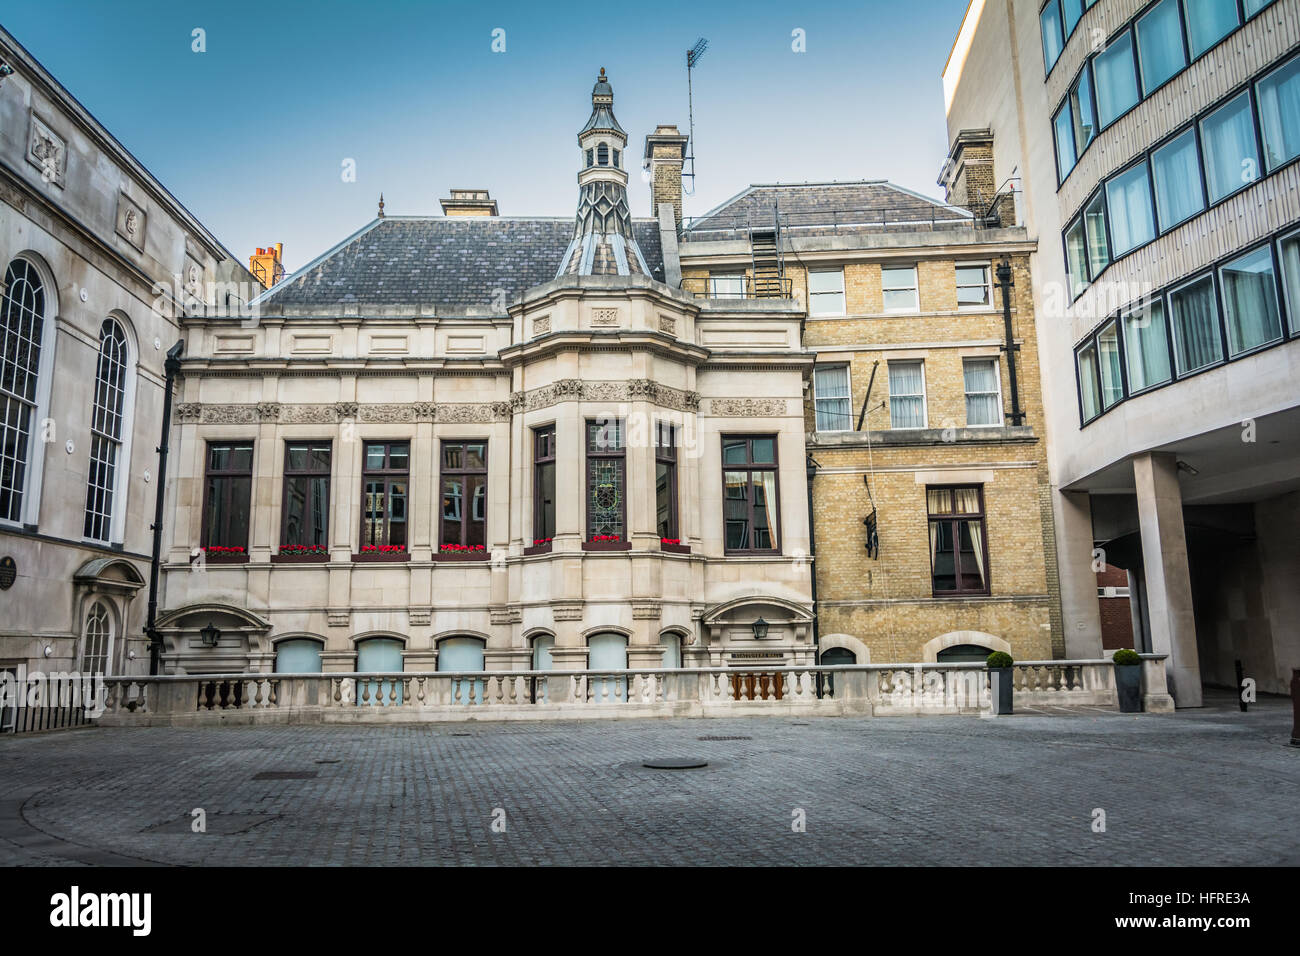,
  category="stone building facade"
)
[0,26,254,698]
[674,183,1060,666]
[157,72,817,675]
